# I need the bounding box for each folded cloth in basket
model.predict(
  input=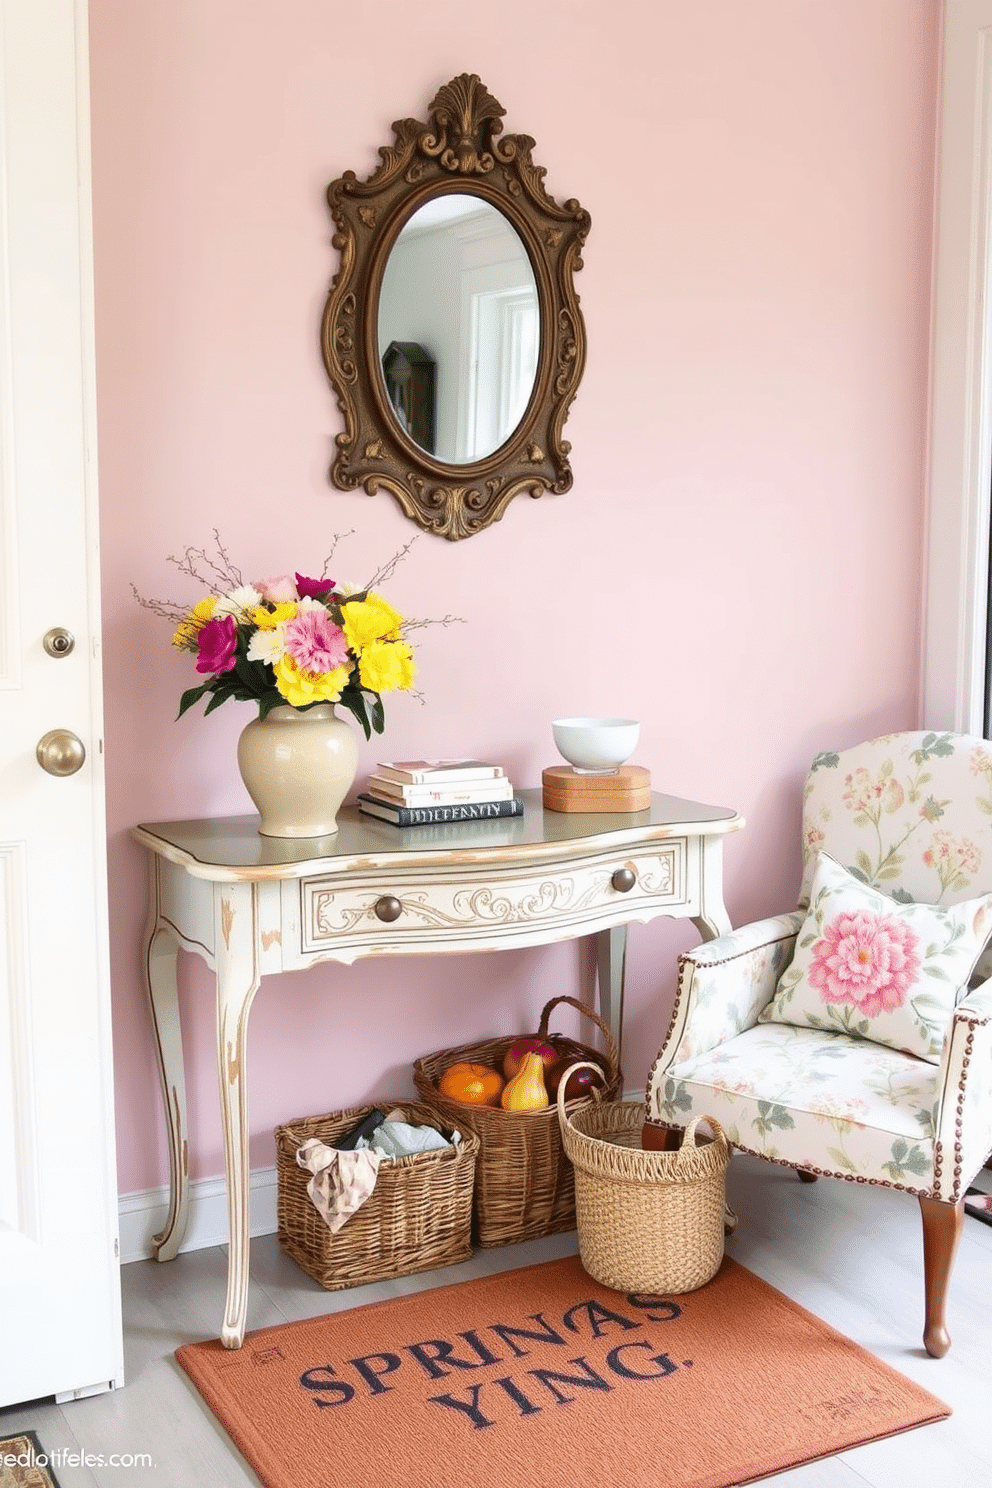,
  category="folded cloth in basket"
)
[362,1117,461,1160]
[296,1112,462,1233]
[295,1141,381,1234]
